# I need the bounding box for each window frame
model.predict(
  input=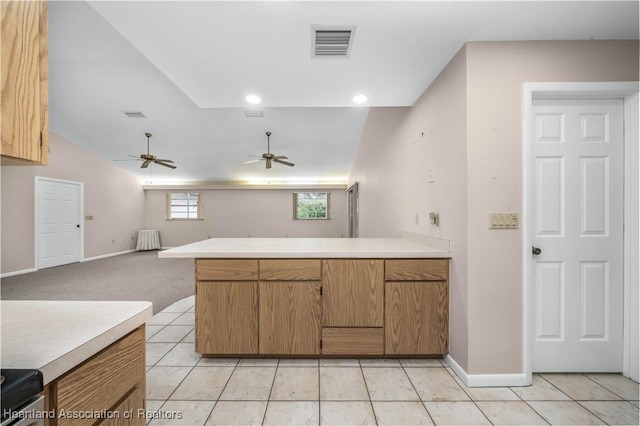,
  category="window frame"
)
[292,192,331,220]
[165,192,203,221]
